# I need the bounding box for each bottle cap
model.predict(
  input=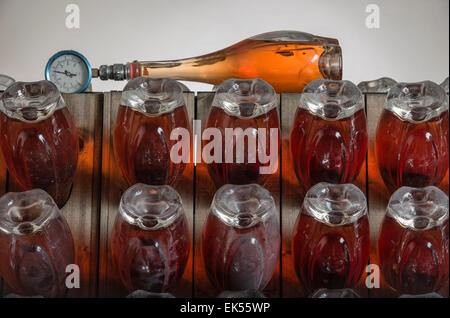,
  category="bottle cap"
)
[0,80,65,122]
[119,183,185,231]
[212,78,277,118]
[387,186,448,230]
[303,182,367,226]
[300,79,363,120]
[211,184,277,229]
[357,77,397,93]
[385,81,448,123]
[0,189,61,235]
[120,77,185,116]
